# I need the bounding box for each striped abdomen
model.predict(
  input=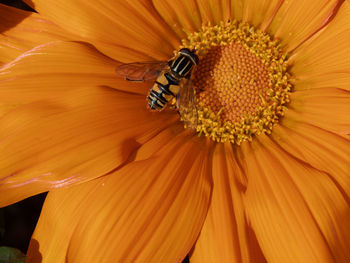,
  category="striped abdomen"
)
[147,72,180,111]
